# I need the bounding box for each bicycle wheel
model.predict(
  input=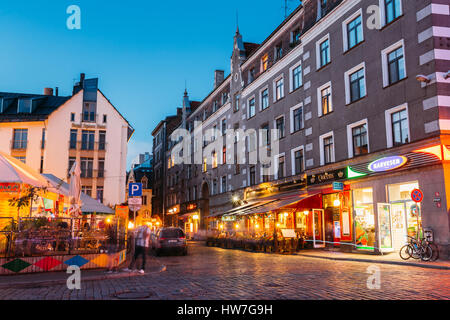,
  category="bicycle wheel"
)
[399,245,412,260]
[420,245,433,261]
[429,243,439,261]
